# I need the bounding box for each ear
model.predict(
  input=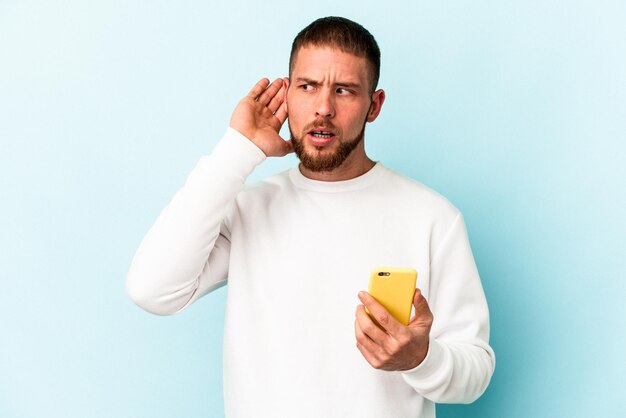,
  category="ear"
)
[367,89,385,123]
[283,77,290,113]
